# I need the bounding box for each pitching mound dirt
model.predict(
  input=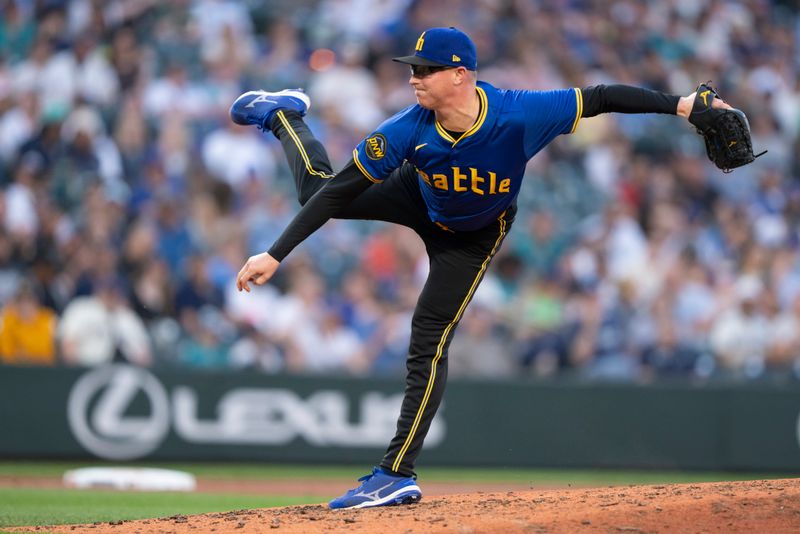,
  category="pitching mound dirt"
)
[12,477,800,533]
